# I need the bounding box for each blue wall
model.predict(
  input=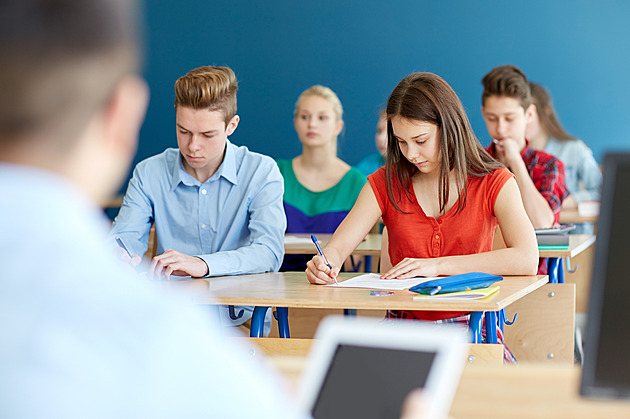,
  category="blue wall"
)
[134,0,630,179]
